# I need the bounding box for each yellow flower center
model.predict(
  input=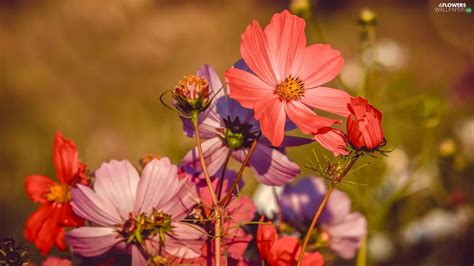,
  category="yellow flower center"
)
[45,183,70,204]
[275,76,304,101]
